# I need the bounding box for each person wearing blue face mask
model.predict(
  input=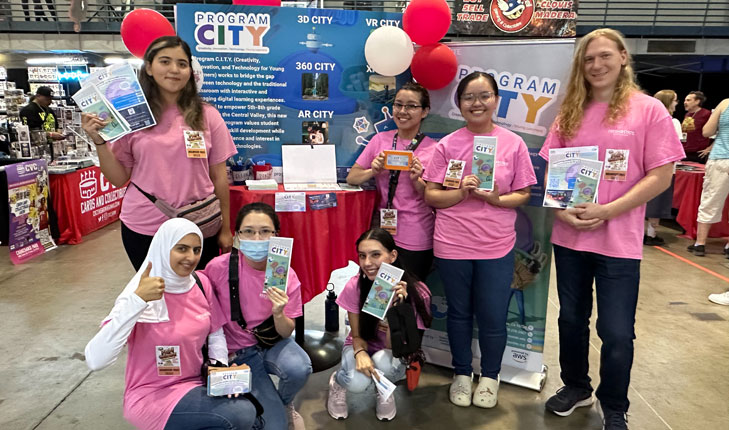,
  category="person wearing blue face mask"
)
[202,203,312,430]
